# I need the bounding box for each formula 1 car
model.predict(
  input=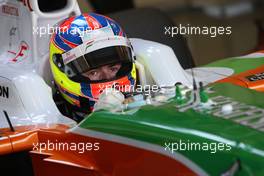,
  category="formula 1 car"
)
[1,0,264,176]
